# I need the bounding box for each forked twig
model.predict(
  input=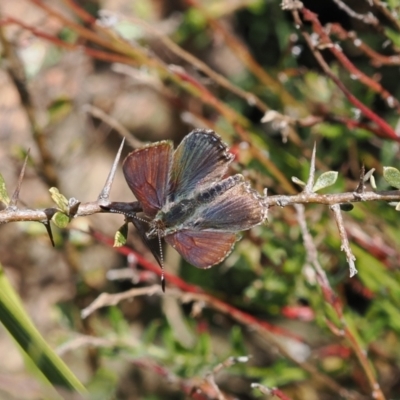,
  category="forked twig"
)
[330,204,357,277]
